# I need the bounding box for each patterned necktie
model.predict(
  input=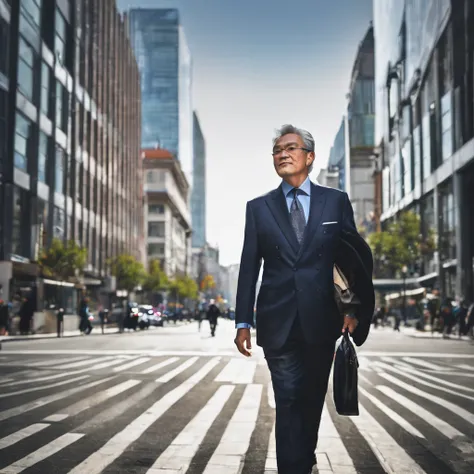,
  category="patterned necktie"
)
[289,188,306,245]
